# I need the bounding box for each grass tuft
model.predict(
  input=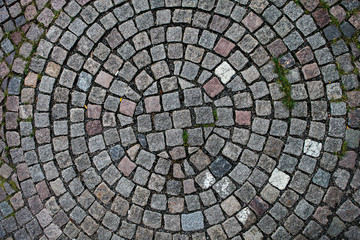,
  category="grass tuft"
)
[182,130,188,146]
[319,0,330,10]
[213,110,218,121]
[273,58,295,110]
[335,141,348,158]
